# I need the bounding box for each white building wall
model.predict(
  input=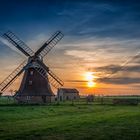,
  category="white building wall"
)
[57,90,80,101]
